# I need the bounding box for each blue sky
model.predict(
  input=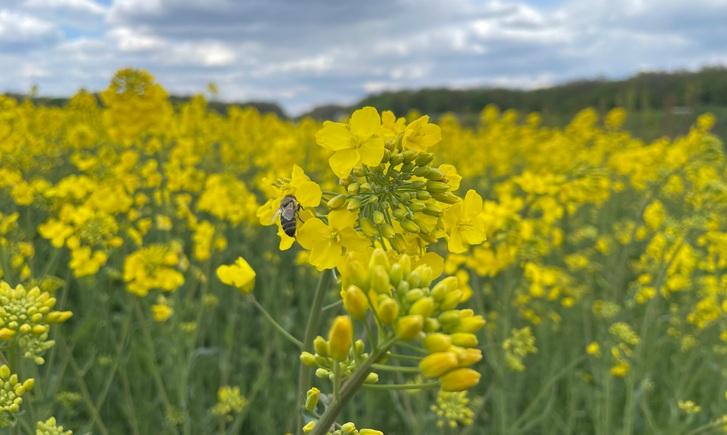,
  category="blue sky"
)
[1,0,726,115]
